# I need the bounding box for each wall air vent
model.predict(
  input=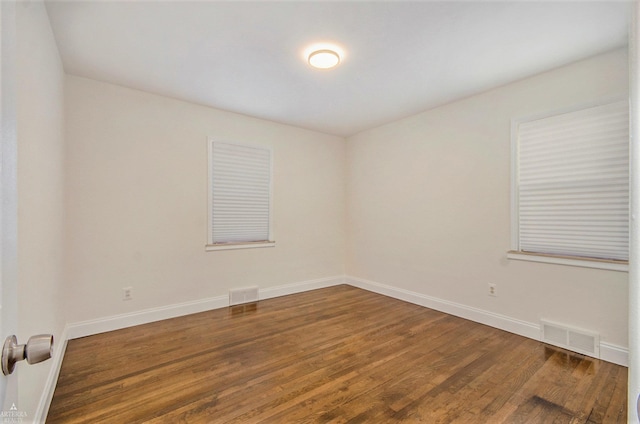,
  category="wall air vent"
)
[229,286,259,306]
[541,319,599,357]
